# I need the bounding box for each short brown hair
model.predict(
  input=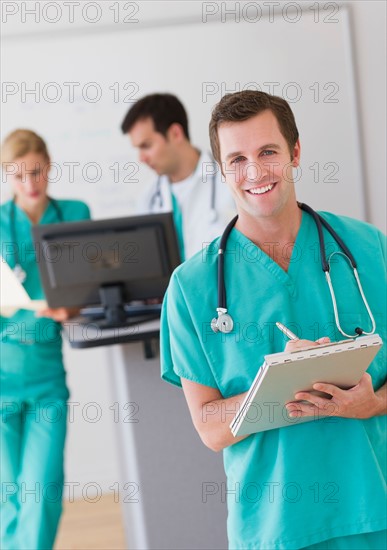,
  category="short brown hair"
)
[121,93,190,140]
[209,91,299,165]
[1,129,50,165]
